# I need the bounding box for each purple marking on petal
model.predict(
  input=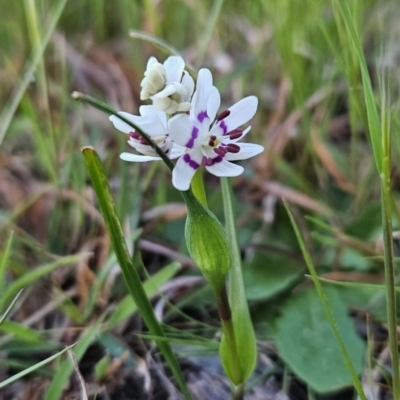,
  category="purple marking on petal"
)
[197,110,208,123]
[183,153,200,170]
[219,120,228,135]
[185,126,199,148]
[204,155,223,166]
